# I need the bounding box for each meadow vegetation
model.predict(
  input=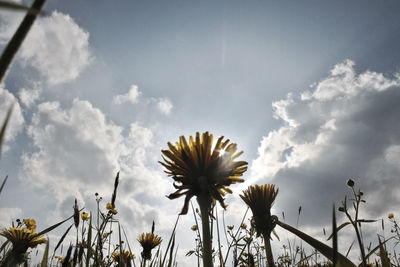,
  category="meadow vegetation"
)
[0,1,399,266]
